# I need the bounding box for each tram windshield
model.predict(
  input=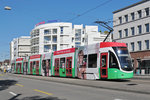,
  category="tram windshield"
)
[113,47,133,71]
